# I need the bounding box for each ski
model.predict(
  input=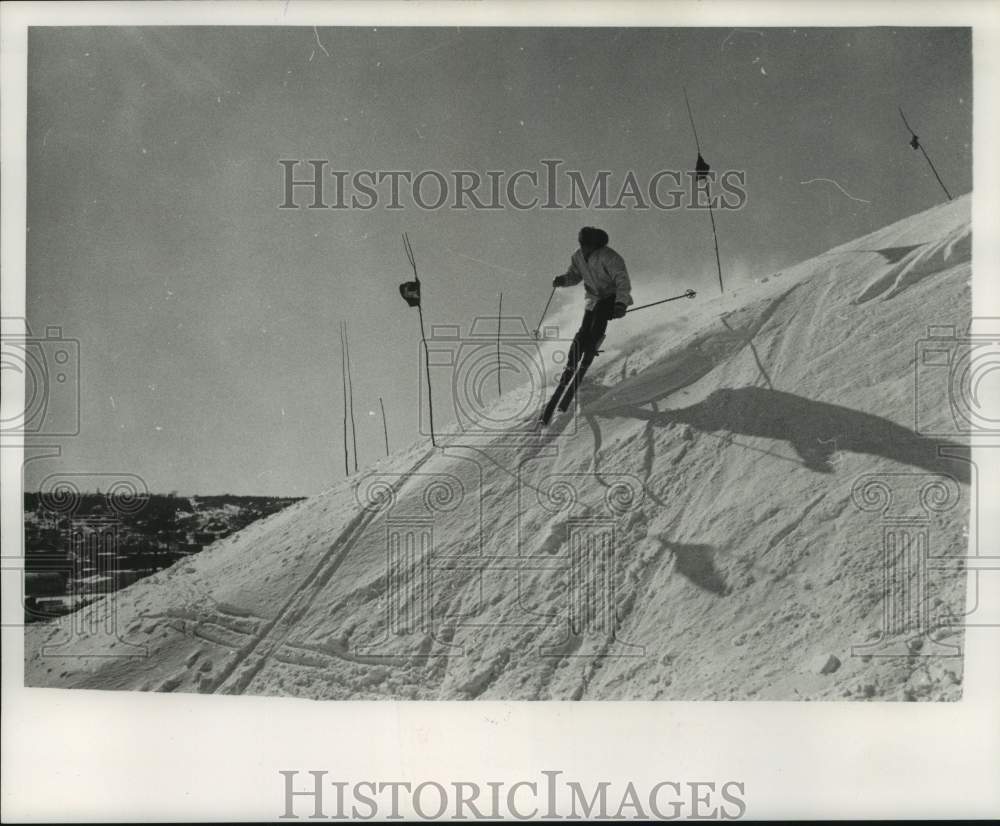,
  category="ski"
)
[541,355,593,423]
[556,360,590,414]
[541,380,569,425]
